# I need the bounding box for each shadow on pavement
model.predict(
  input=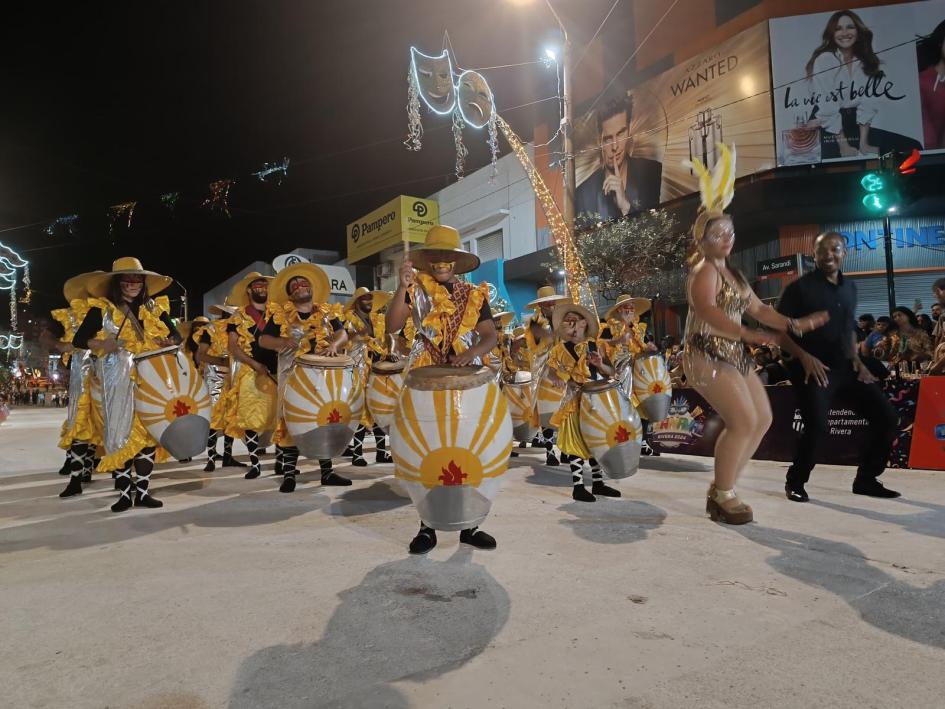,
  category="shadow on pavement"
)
[734,524,945,651]
[811,497,945,541]
[228,546,510,708]
[558,499,667,544]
